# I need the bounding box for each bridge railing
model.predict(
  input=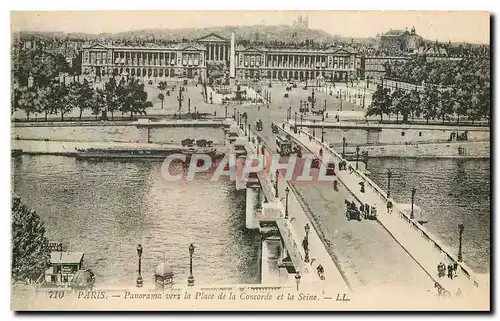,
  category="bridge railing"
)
[287,122,481,290]
[240,126,309,275]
